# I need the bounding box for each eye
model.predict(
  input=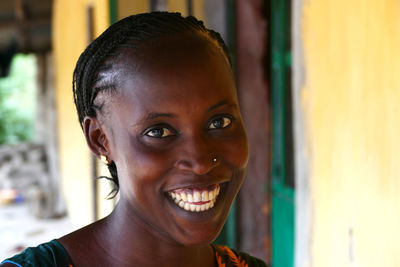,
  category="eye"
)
[208,116,232,129]
[144,127,175,138]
